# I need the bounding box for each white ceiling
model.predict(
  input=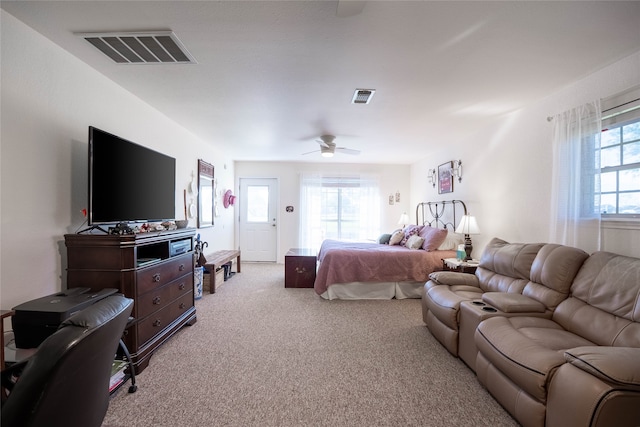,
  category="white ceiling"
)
[3,1,640,164]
